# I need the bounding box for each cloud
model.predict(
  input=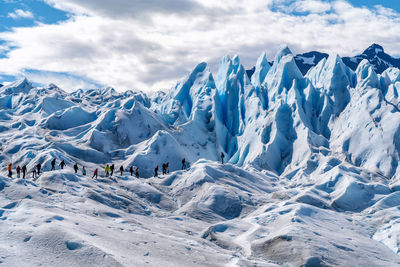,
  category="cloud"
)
[24,70,100,92]
[290,0,332,14]
[0,0,400,92]
[44,0,208,19]
[8,9,34,19]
